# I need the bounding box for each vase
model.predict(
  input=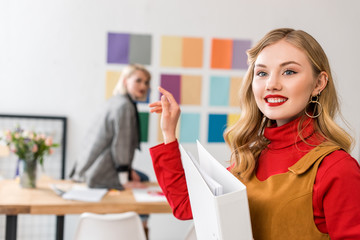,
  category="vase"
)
[19,159,37,188]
